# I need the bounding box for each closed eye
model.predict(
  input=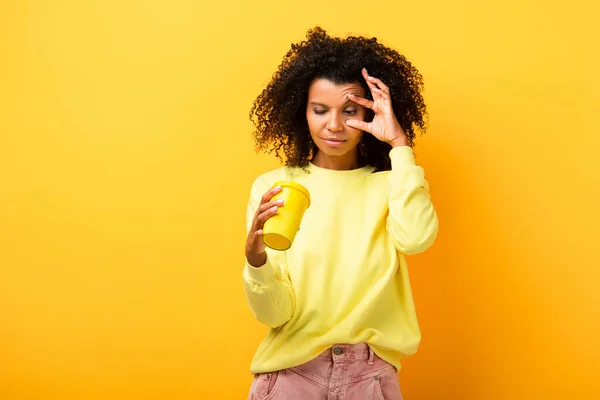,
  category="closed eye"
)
[313,109,327,115]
